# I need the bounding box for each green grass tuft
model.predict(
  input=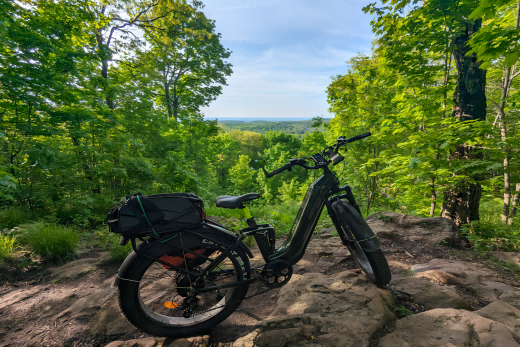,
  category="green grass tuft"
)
[23,223,79,260]
[106,233,132,262]
[377,214,394,222]
[0,207,28,230]
[393,304,413,318]
[0,234,16,262]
